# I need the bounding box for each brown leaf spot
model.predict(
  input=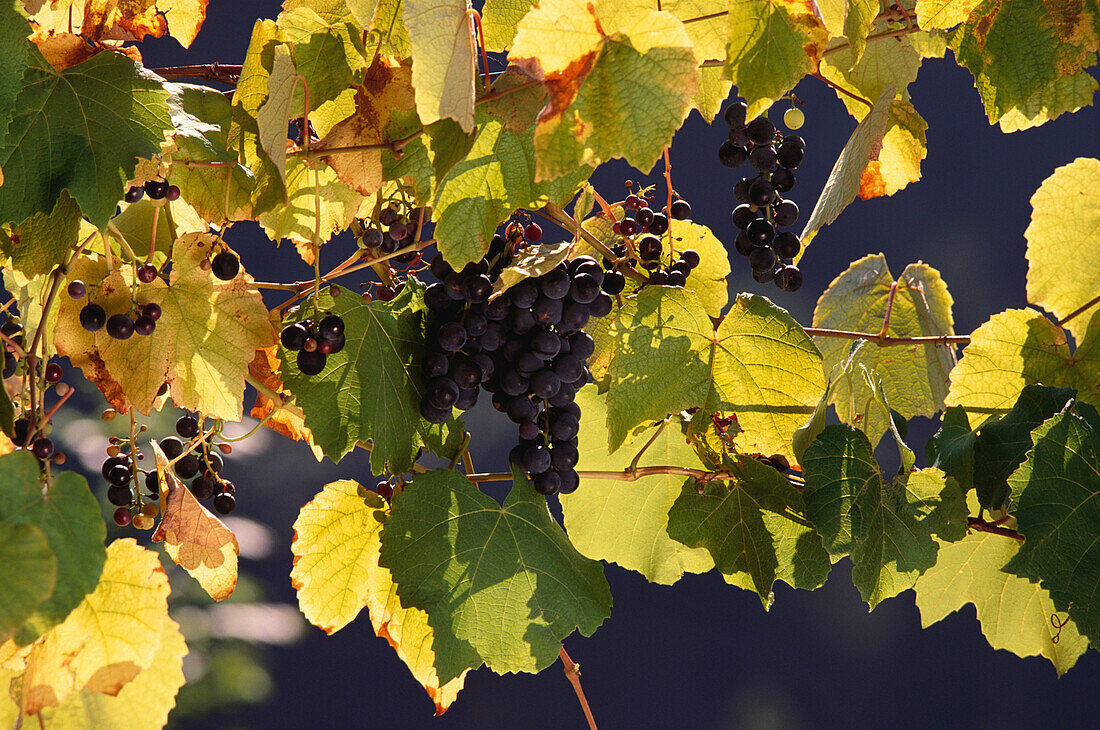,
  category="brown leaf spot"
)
[858,161,888,200]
